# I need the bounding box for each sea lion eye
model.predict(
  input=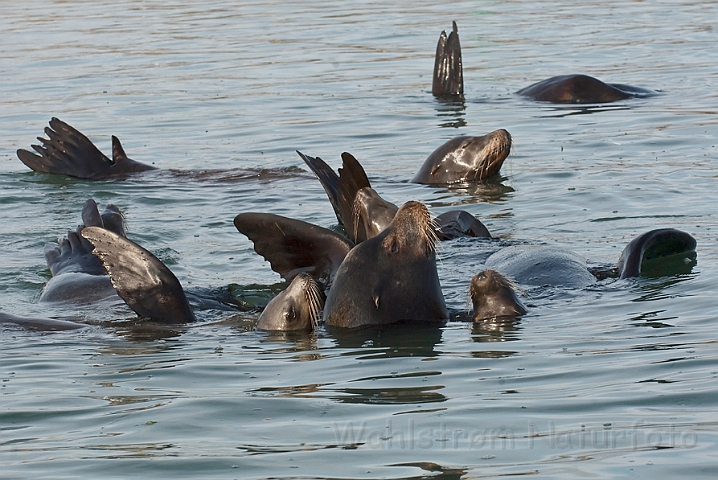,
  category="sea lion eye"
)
[284,307,296,322]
